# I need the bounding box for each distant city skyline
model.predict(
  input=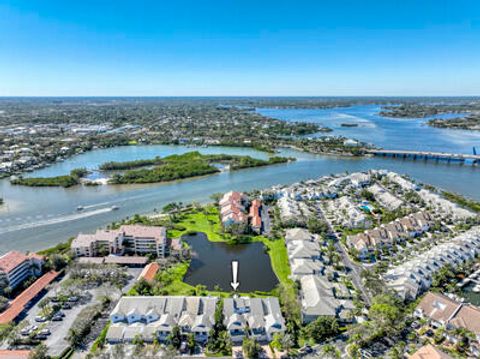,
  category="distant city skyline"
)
[0,0,479,96]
